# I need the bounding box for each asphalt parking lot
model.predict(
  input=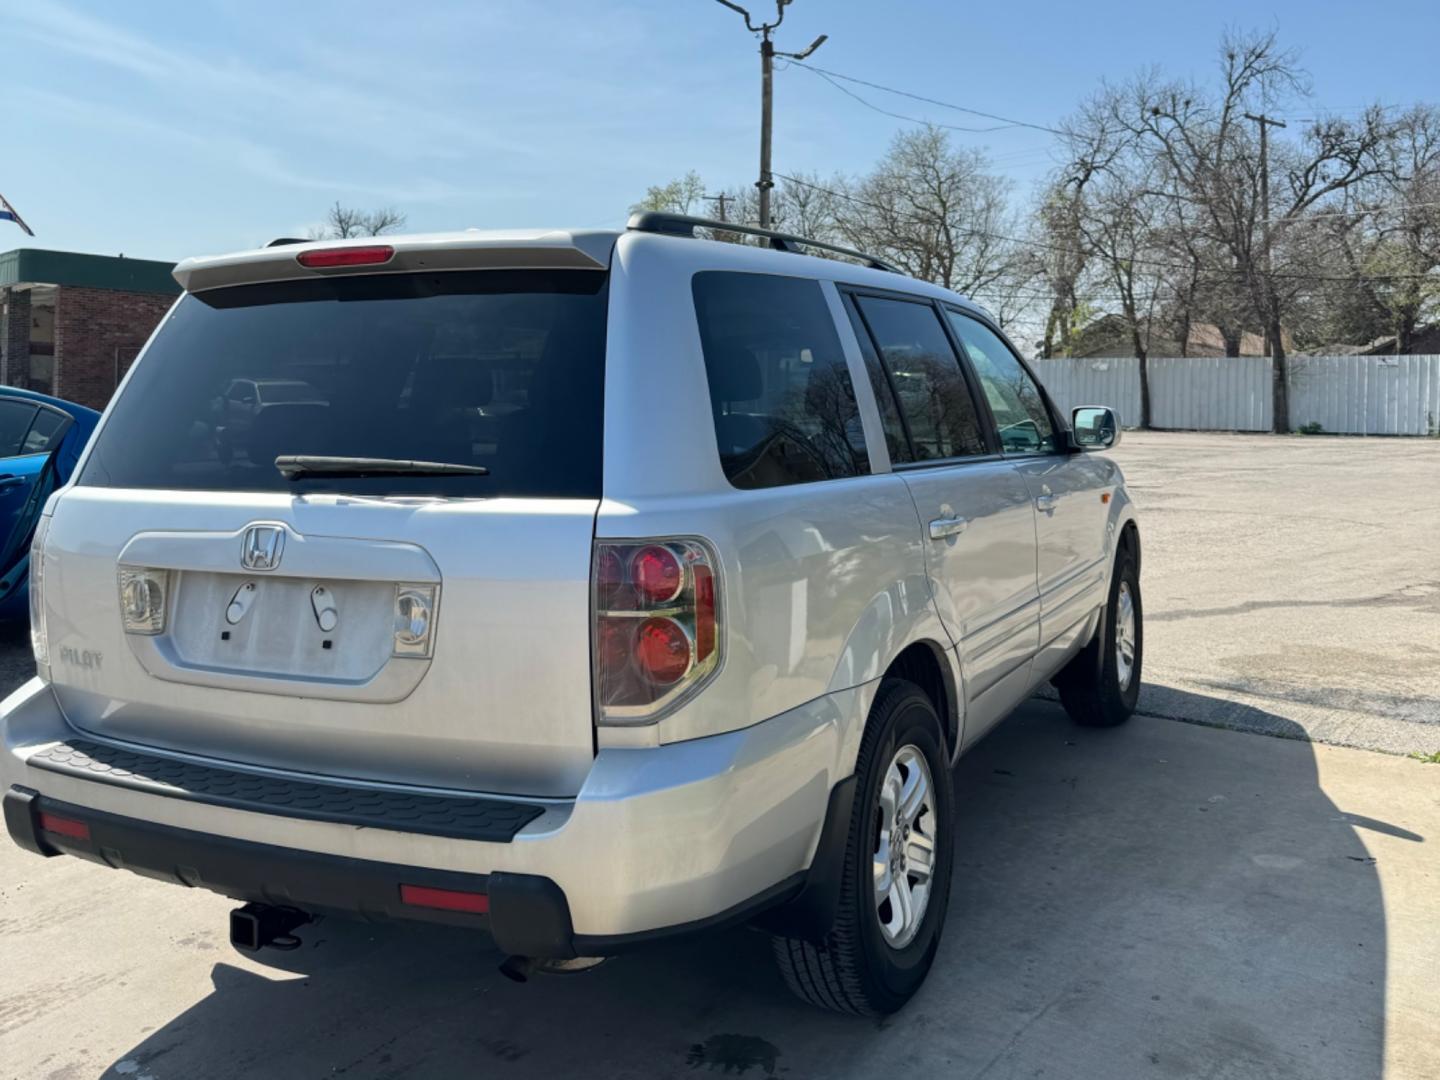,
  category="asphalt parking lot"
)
[1,432,1438,1079]
[1120,432,1440,757]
